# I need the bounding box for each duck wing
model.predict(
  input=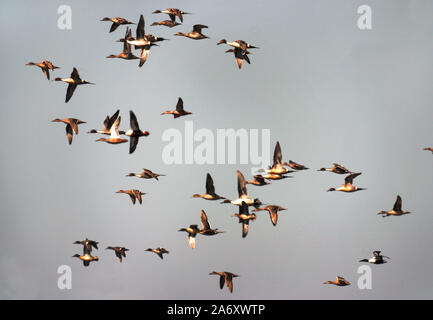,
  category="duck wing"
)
[200,210,211,230]
[393,195,402,211]
[136,15,145,39]
[129,136,139,154]
[205,173,216,194]
[70,67,80,81]
[193,24,207,33]
[273,141,282,166]
[65,124,73,145]
[130,110,140,131]
[344,172,361,185]
[237,170,248,197]
[65,83,77,103]
[176,97,184,111]
[225,274,234,293]
[106,109,120,130]
[219,275,225,290]
[110,22,120,33]
[109,116,121,138]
